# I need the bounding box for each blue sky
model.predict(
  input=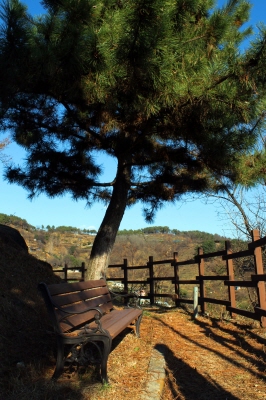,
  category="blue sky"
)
[0,0,265,236]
